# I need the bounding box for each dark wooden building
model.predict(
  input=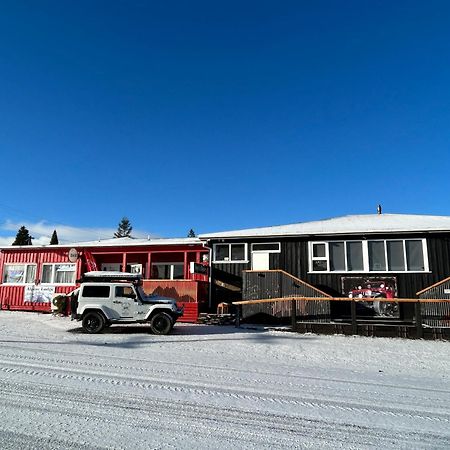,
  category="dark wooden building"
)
[200,213,450,321]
